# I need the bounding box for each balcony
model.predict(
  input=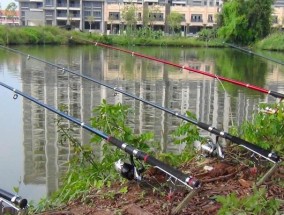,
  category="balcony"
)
[69,3,80,8]
[172,0,186,5]
[191,18,203,22]
[144,0,159,2]
[57,3,67,7]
